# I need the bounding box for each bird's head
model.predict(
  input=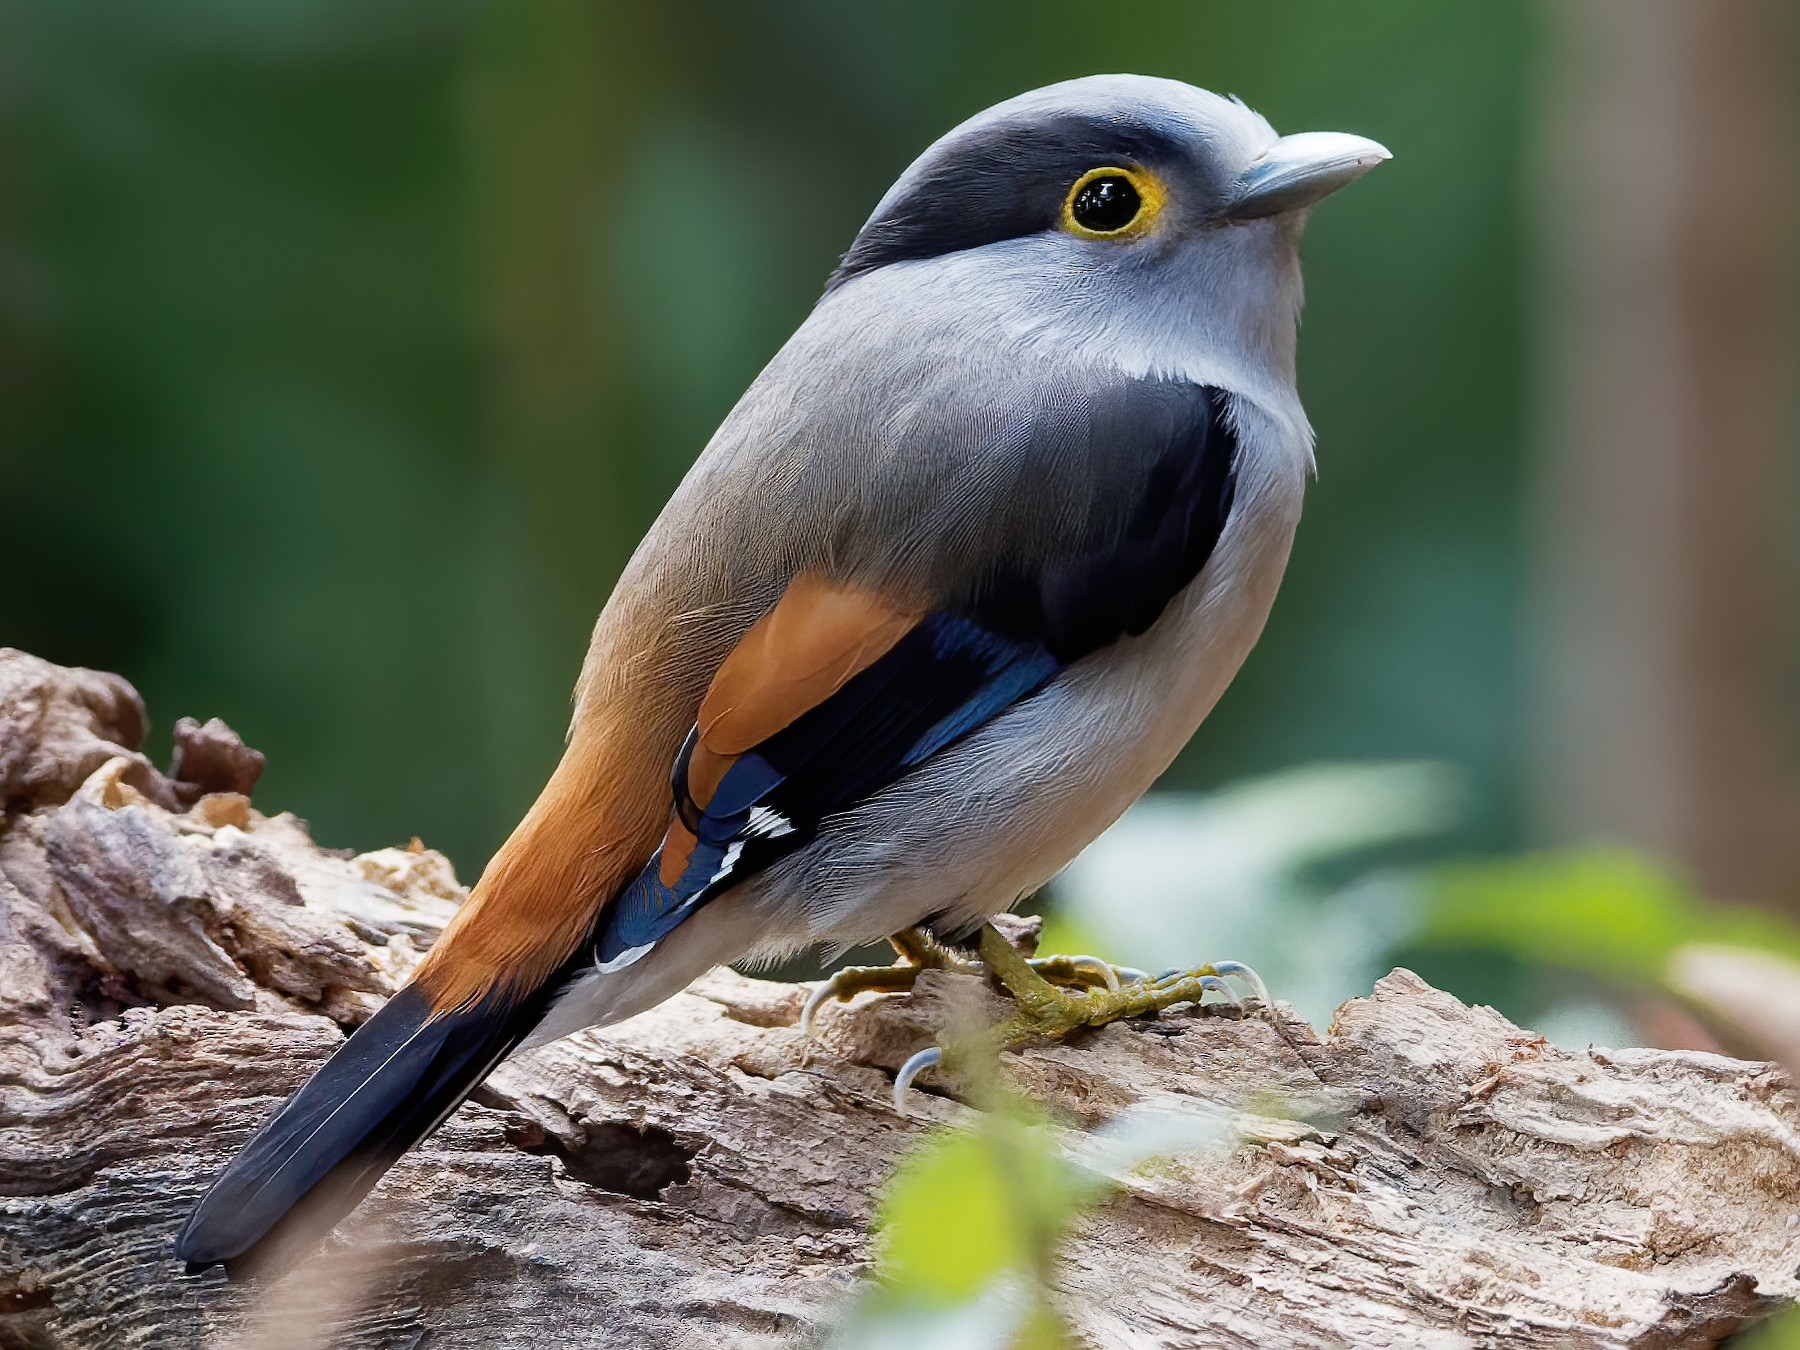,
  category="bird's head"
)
[827,74,1389,386]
